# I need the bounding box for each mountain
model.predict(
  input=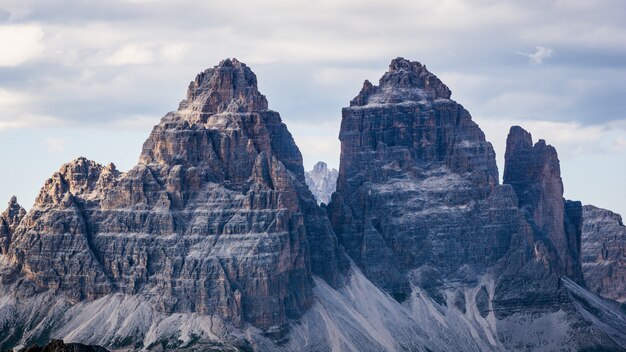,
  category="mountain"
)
[0,196,25,256]
[327,57,626,350]
[581,205,626,303]
[304,161,338,204]
[0,57,625,351]
[0,58,346,350]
